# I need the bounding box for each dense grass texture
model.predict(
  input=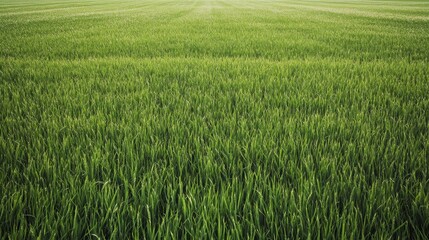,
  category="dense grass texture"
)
[1,0,429,238]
